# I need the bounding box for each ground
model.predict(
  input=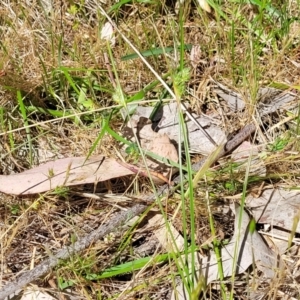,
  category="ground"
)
[1,1,300,299]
